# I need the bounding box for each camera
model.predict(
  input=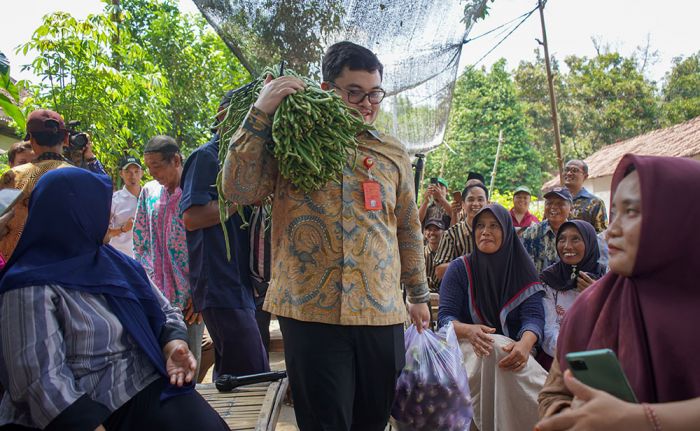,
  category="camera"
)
[66,121,89,150]
[63,120,90,165]
[569,360,588,371]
